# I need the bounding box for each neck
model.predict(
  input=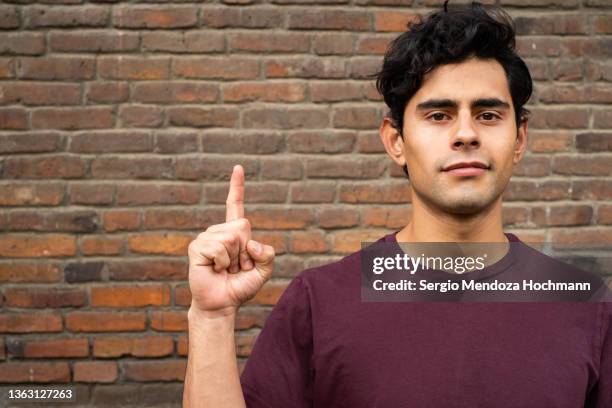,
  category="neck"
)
[397,193,507,243]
